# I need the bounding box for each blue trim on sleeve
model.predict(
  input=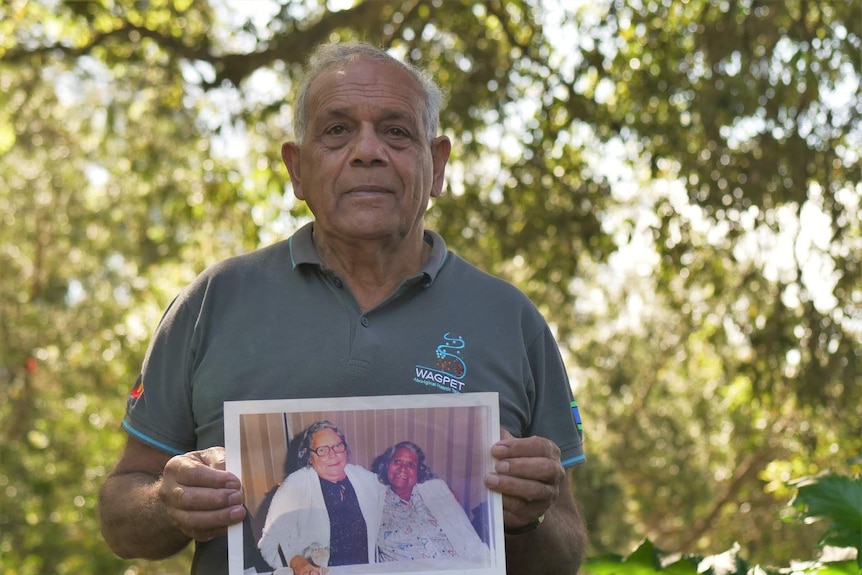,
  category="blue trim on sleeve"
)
[570,399,583,431]
[122,420,185,456]
[562,454,586,467]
